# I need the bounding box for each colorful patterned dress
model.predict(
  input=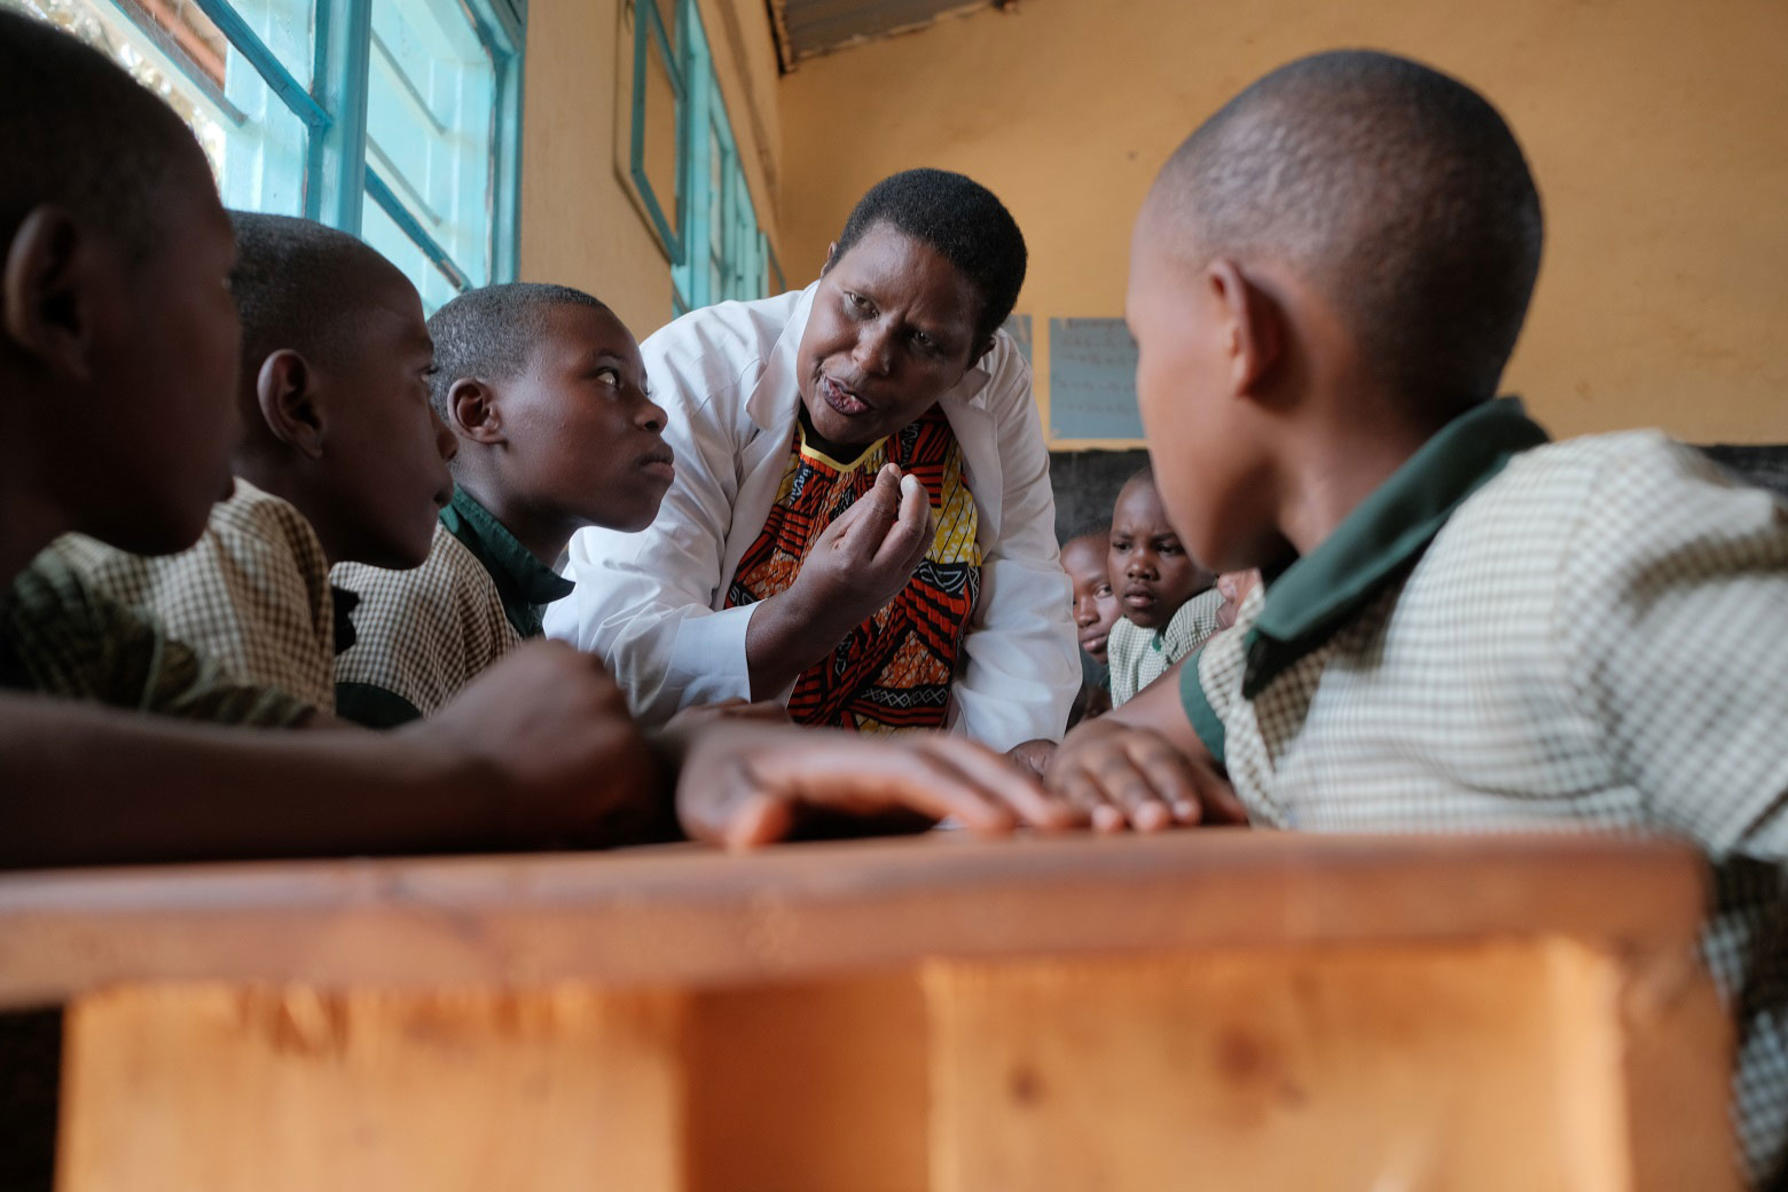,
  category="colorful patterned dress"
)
[725,404,981,733]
